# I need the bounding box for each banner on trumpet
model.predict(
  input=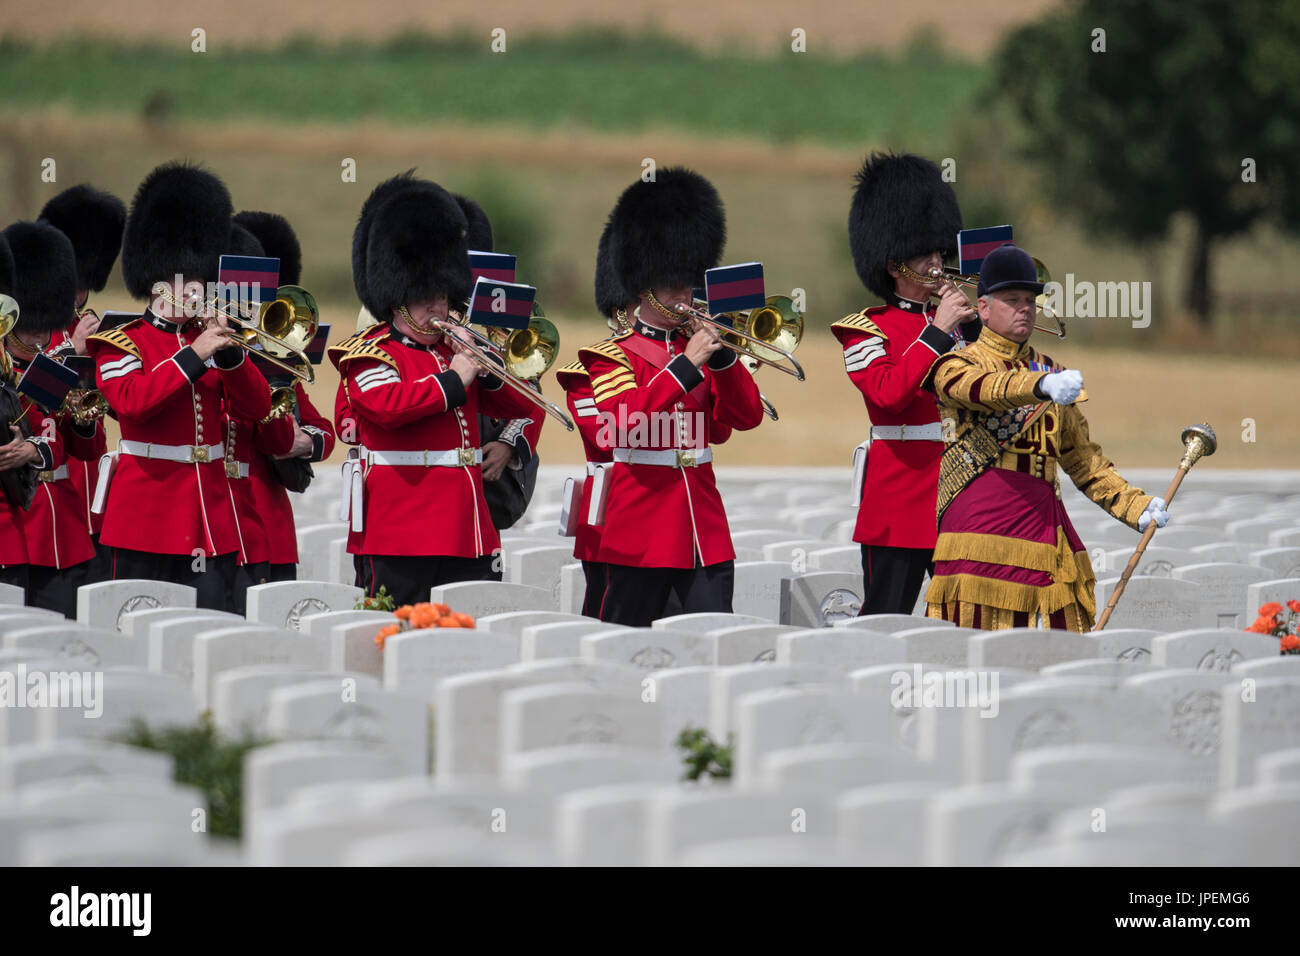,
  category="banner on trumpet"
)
[17,352,80,412]
[468,251,517,284]
[705,262,765,315]
[957,225,1013,275]
[466,277,535,331]
[218,254,279,316]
